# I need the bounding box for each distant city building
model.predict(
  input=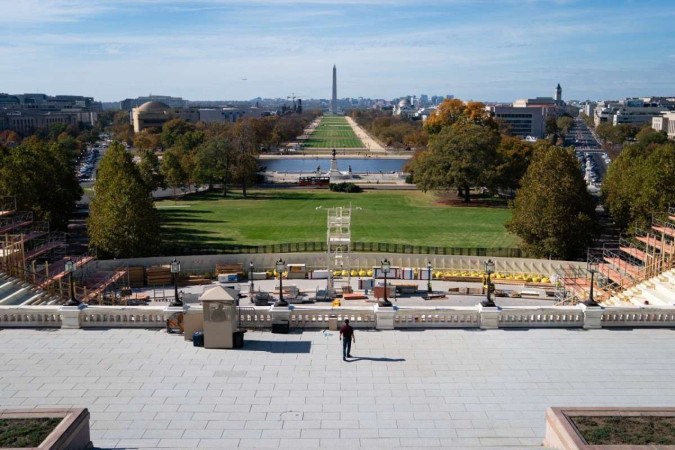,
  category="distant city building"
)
[651,111,675,140]
[593,97,674,127]
[0,92,99,134]
[120,95,187,111]
[486,105,545,139]
[131,101,276,133]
